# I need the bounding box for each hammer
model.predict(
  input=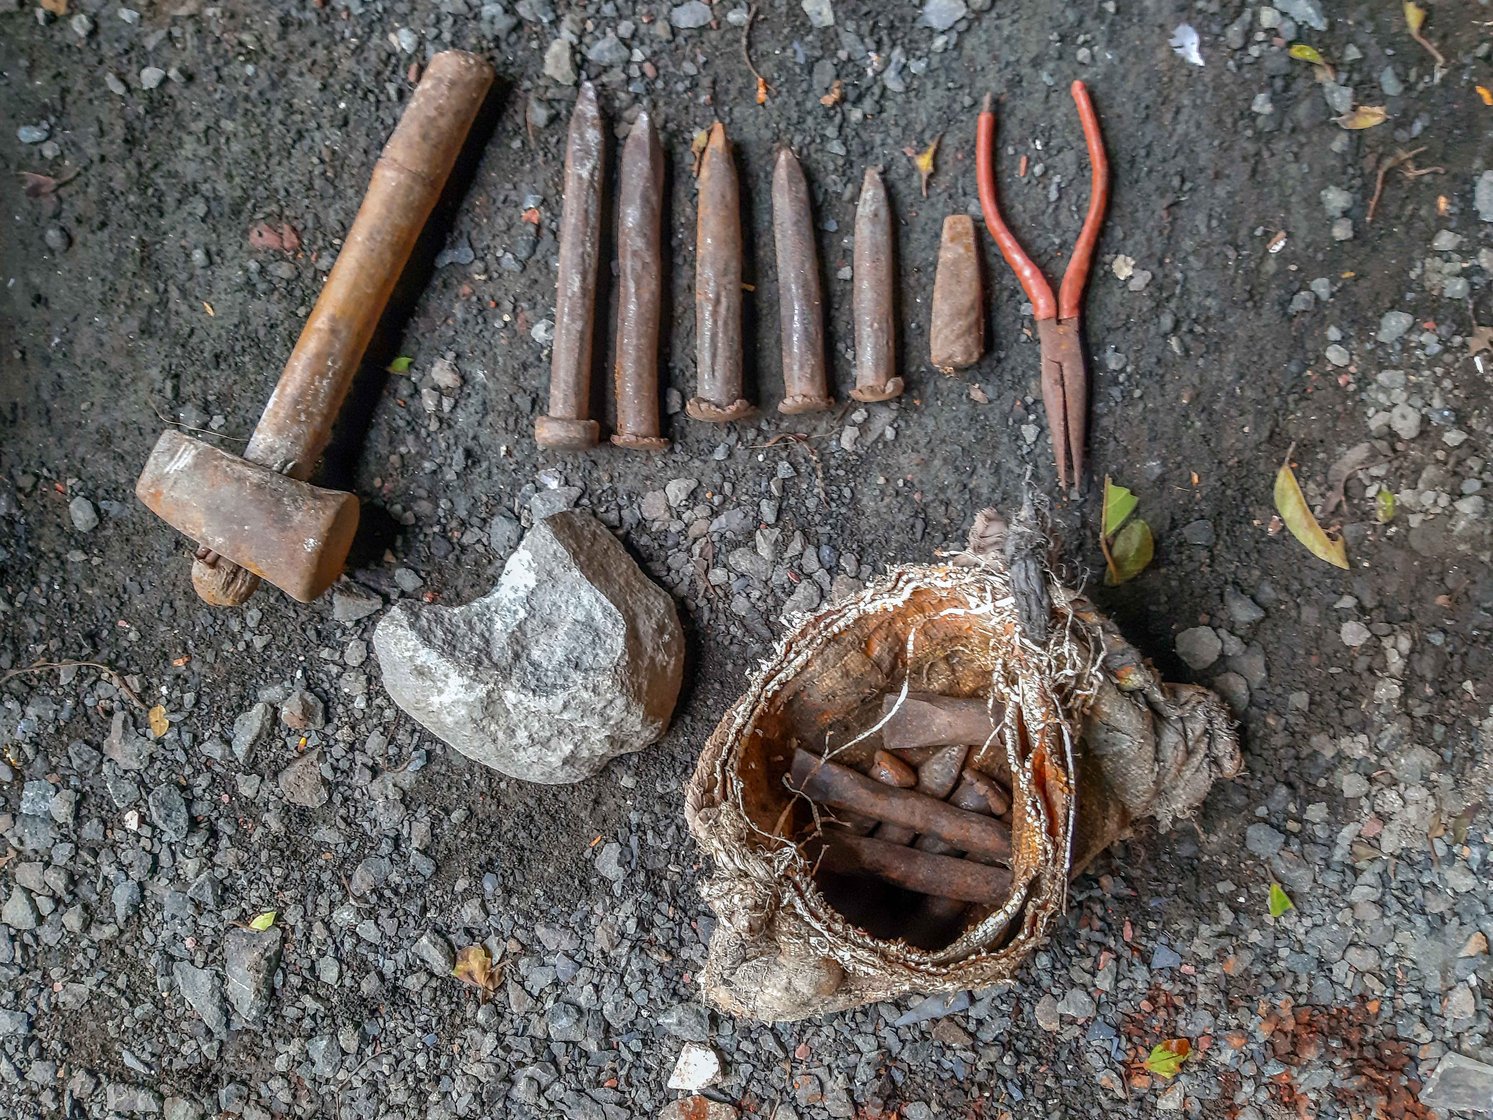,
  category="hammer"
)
[135,51,494,605]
